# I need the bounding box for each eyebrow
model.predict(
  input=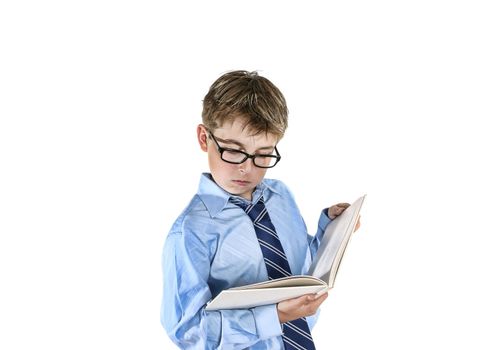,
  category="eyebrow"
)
[214,135,276,151]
